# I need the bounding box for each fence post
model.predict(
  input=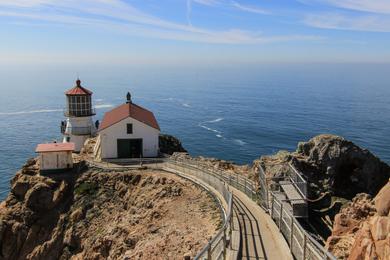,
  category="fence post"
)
[302,234,307,260]
[279,202,283,230]
[207,242,212,259]
[290,216,294,250]
[270,196,274,218]
[229,210,233,249]
[223,229,227,259]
